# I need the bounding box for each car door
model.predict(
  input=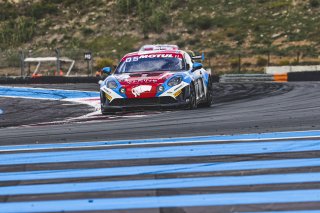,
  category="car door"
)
[185,53,206,101]
[184,53,200,101]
